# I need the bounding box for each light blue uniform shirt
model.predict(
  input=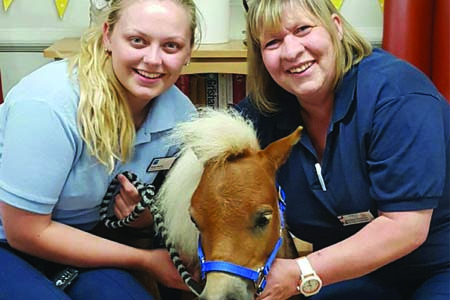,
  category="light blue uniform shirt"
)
[0,60,196,240]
